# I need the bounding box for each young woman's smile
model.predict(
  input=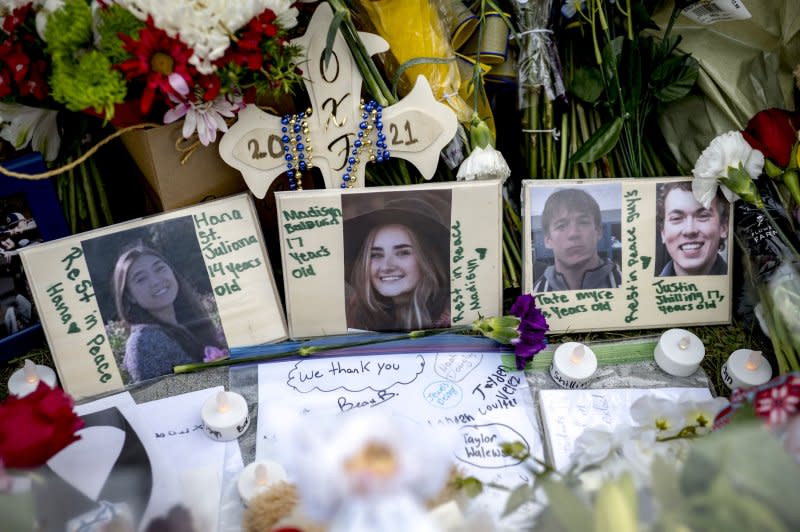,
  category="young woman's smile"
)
[369,224,421,300]
[125,254,179,312]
